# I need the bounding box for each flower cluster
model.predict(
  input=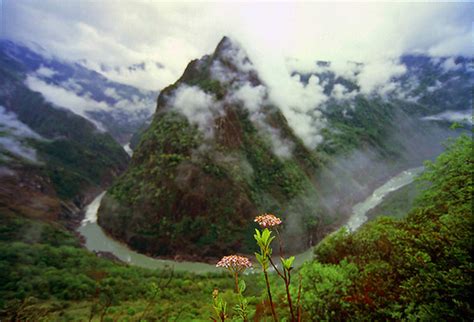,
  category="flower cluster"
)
[216,255,252,271]
[254,213,282,228]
